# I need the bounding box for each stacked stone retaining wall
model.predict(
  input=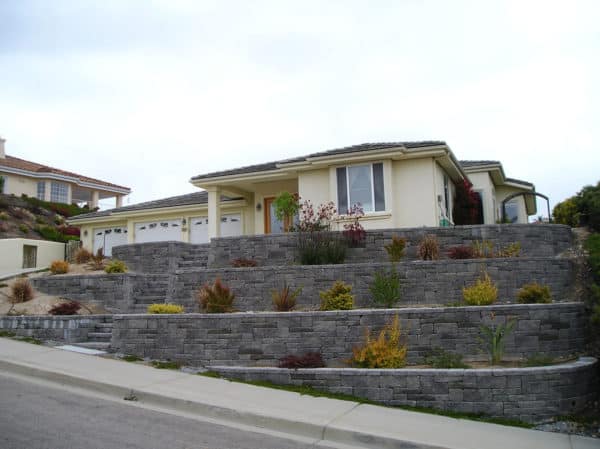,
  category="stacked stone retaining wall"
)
[111,303,587,367]
[0,315,111,343]
[112,242,209,273]
[212,357,598,424]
